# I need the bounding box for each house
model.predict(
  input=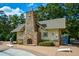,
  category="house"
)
[39,18,65,41]
[11,11,66,45]
[11,11,42,45]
